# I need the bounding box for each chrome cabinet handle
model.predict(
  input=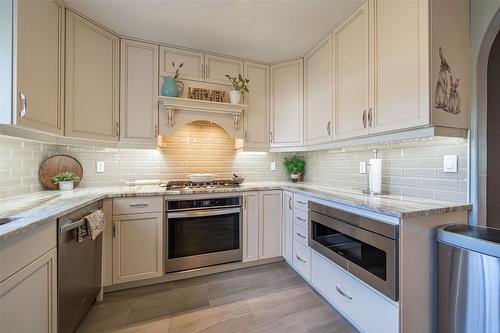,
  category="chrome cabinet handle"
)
[327,120,331,136]
[154,124,158,136]
[295,255,306,264]
[296,217,306,222]
[368,107,373,127]
[296,232,306,239]
[288,197,292,210]
[129,203,149,207]
[336,286,353,300]
[19,92,27,117]
[115,122,120,137]
[362,110,367,129]
[269,131,273,143]
[297,200,306,204]
[112,221,117,238]
[201,64,204,77]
